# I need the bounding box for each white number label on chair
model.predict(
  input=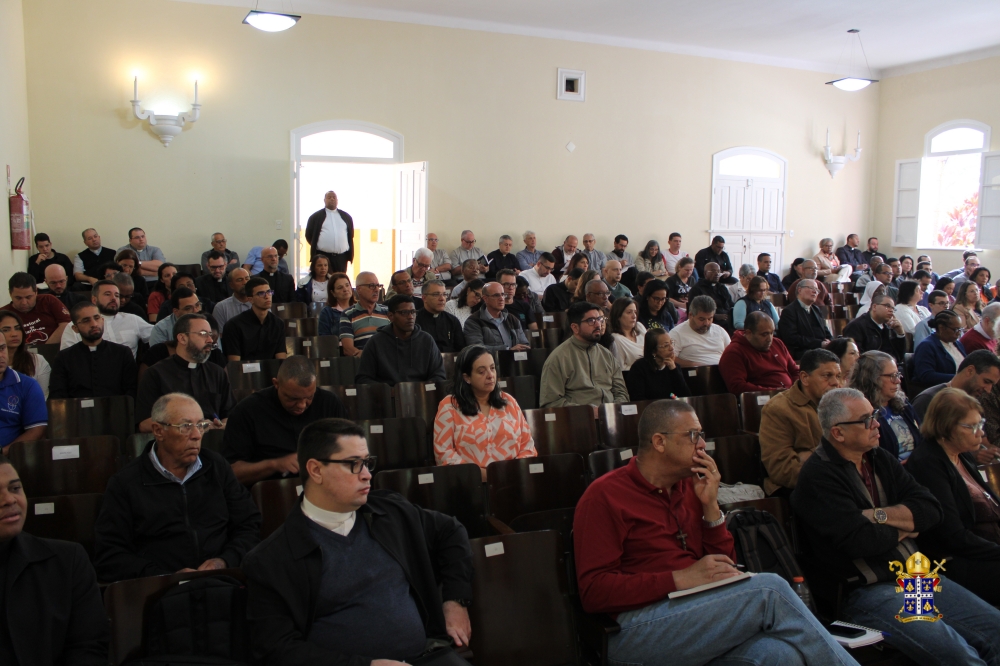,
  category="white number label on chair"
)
[303,341,312,347]
[52,445,80,460]
[288,321,297,327]
[757,395,771,405]
[982,470,990,483]
[345,388,357,396]
[35,503,54,515]
[484,543,505,557]
[277,305,285,311]
[320,360,331,368]
[514,352,528,361]
[418,473,435,485]
[370,425,384,434]
[688,370,697,377]
[425,384,437,391]
[622,405,638,416]
[296,485,303,496]
[529,463,544,474]
[81,399,95,408]
[531,331,540,337]
[620,449,633,461]
[544,413,557,422]
[498,381,507,388]
[542,316,554,323]
[243,363,260,373]
[705,441,716,452]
